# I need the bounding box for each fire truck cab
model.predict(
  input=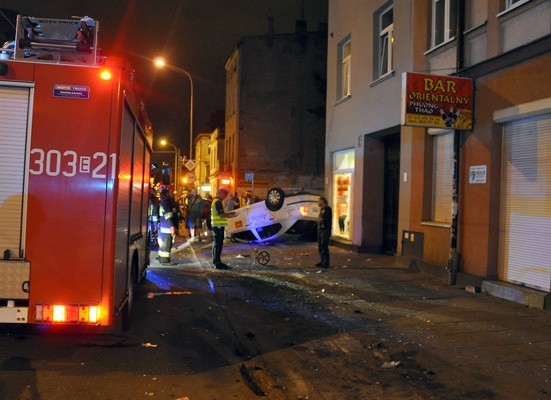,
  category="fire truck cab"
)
[0,16,152,330]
